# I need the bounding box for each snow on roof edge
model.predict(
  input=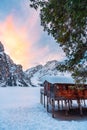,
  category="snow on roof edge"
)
[41,75,87,84]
